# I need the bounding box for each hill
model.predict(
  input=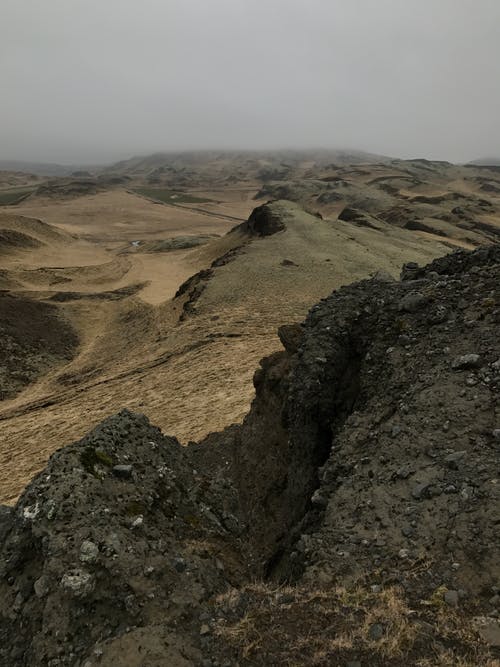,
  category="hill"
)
[468,157,500,167]
[0,245,498,666]
[0,160,98,176]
